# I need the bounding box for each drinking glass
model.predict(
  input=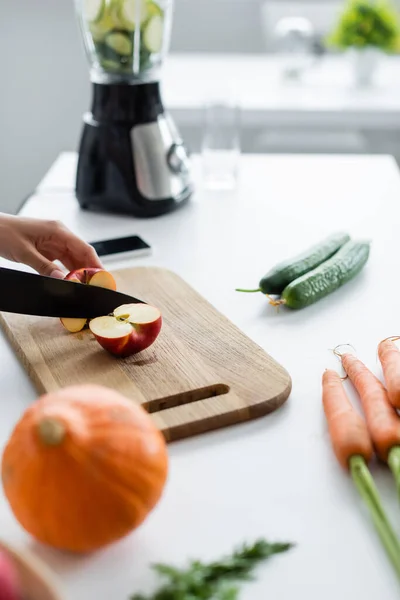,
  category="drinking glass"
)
[201,98,241,191]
